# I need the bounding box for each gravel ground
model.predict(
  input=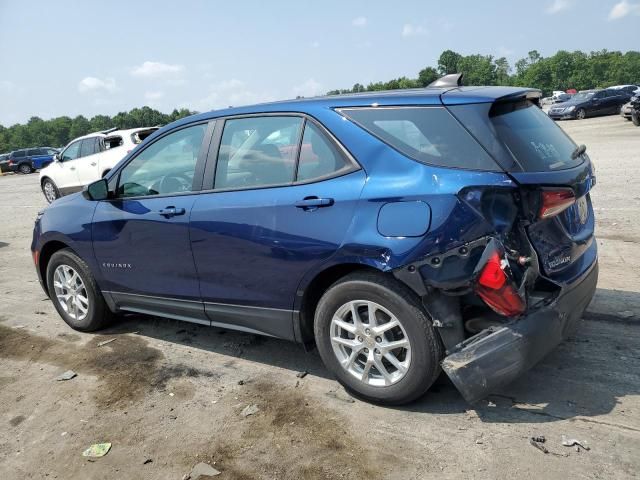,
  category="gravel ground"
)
[0,114,639,479]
